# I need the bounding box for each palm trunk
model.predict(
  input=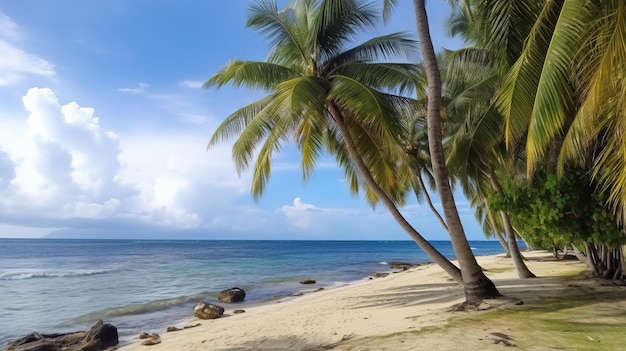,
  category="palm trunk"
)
[410,164,448,232]
[326,102,462,284]
[487,170,536,278]
[483,198,511,257]
[413,0,499,302]
[493,226,510,257]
